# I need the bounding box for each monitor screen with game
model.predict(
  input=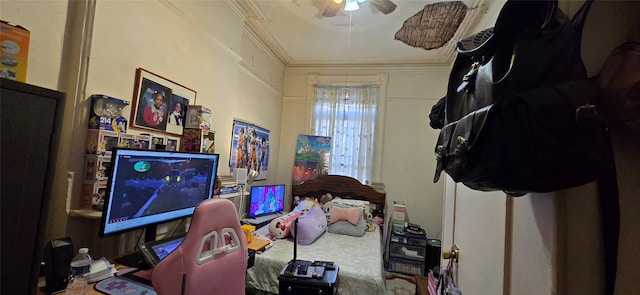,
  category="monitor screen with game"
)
[247,184,285,218]
[99,148,220,242]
